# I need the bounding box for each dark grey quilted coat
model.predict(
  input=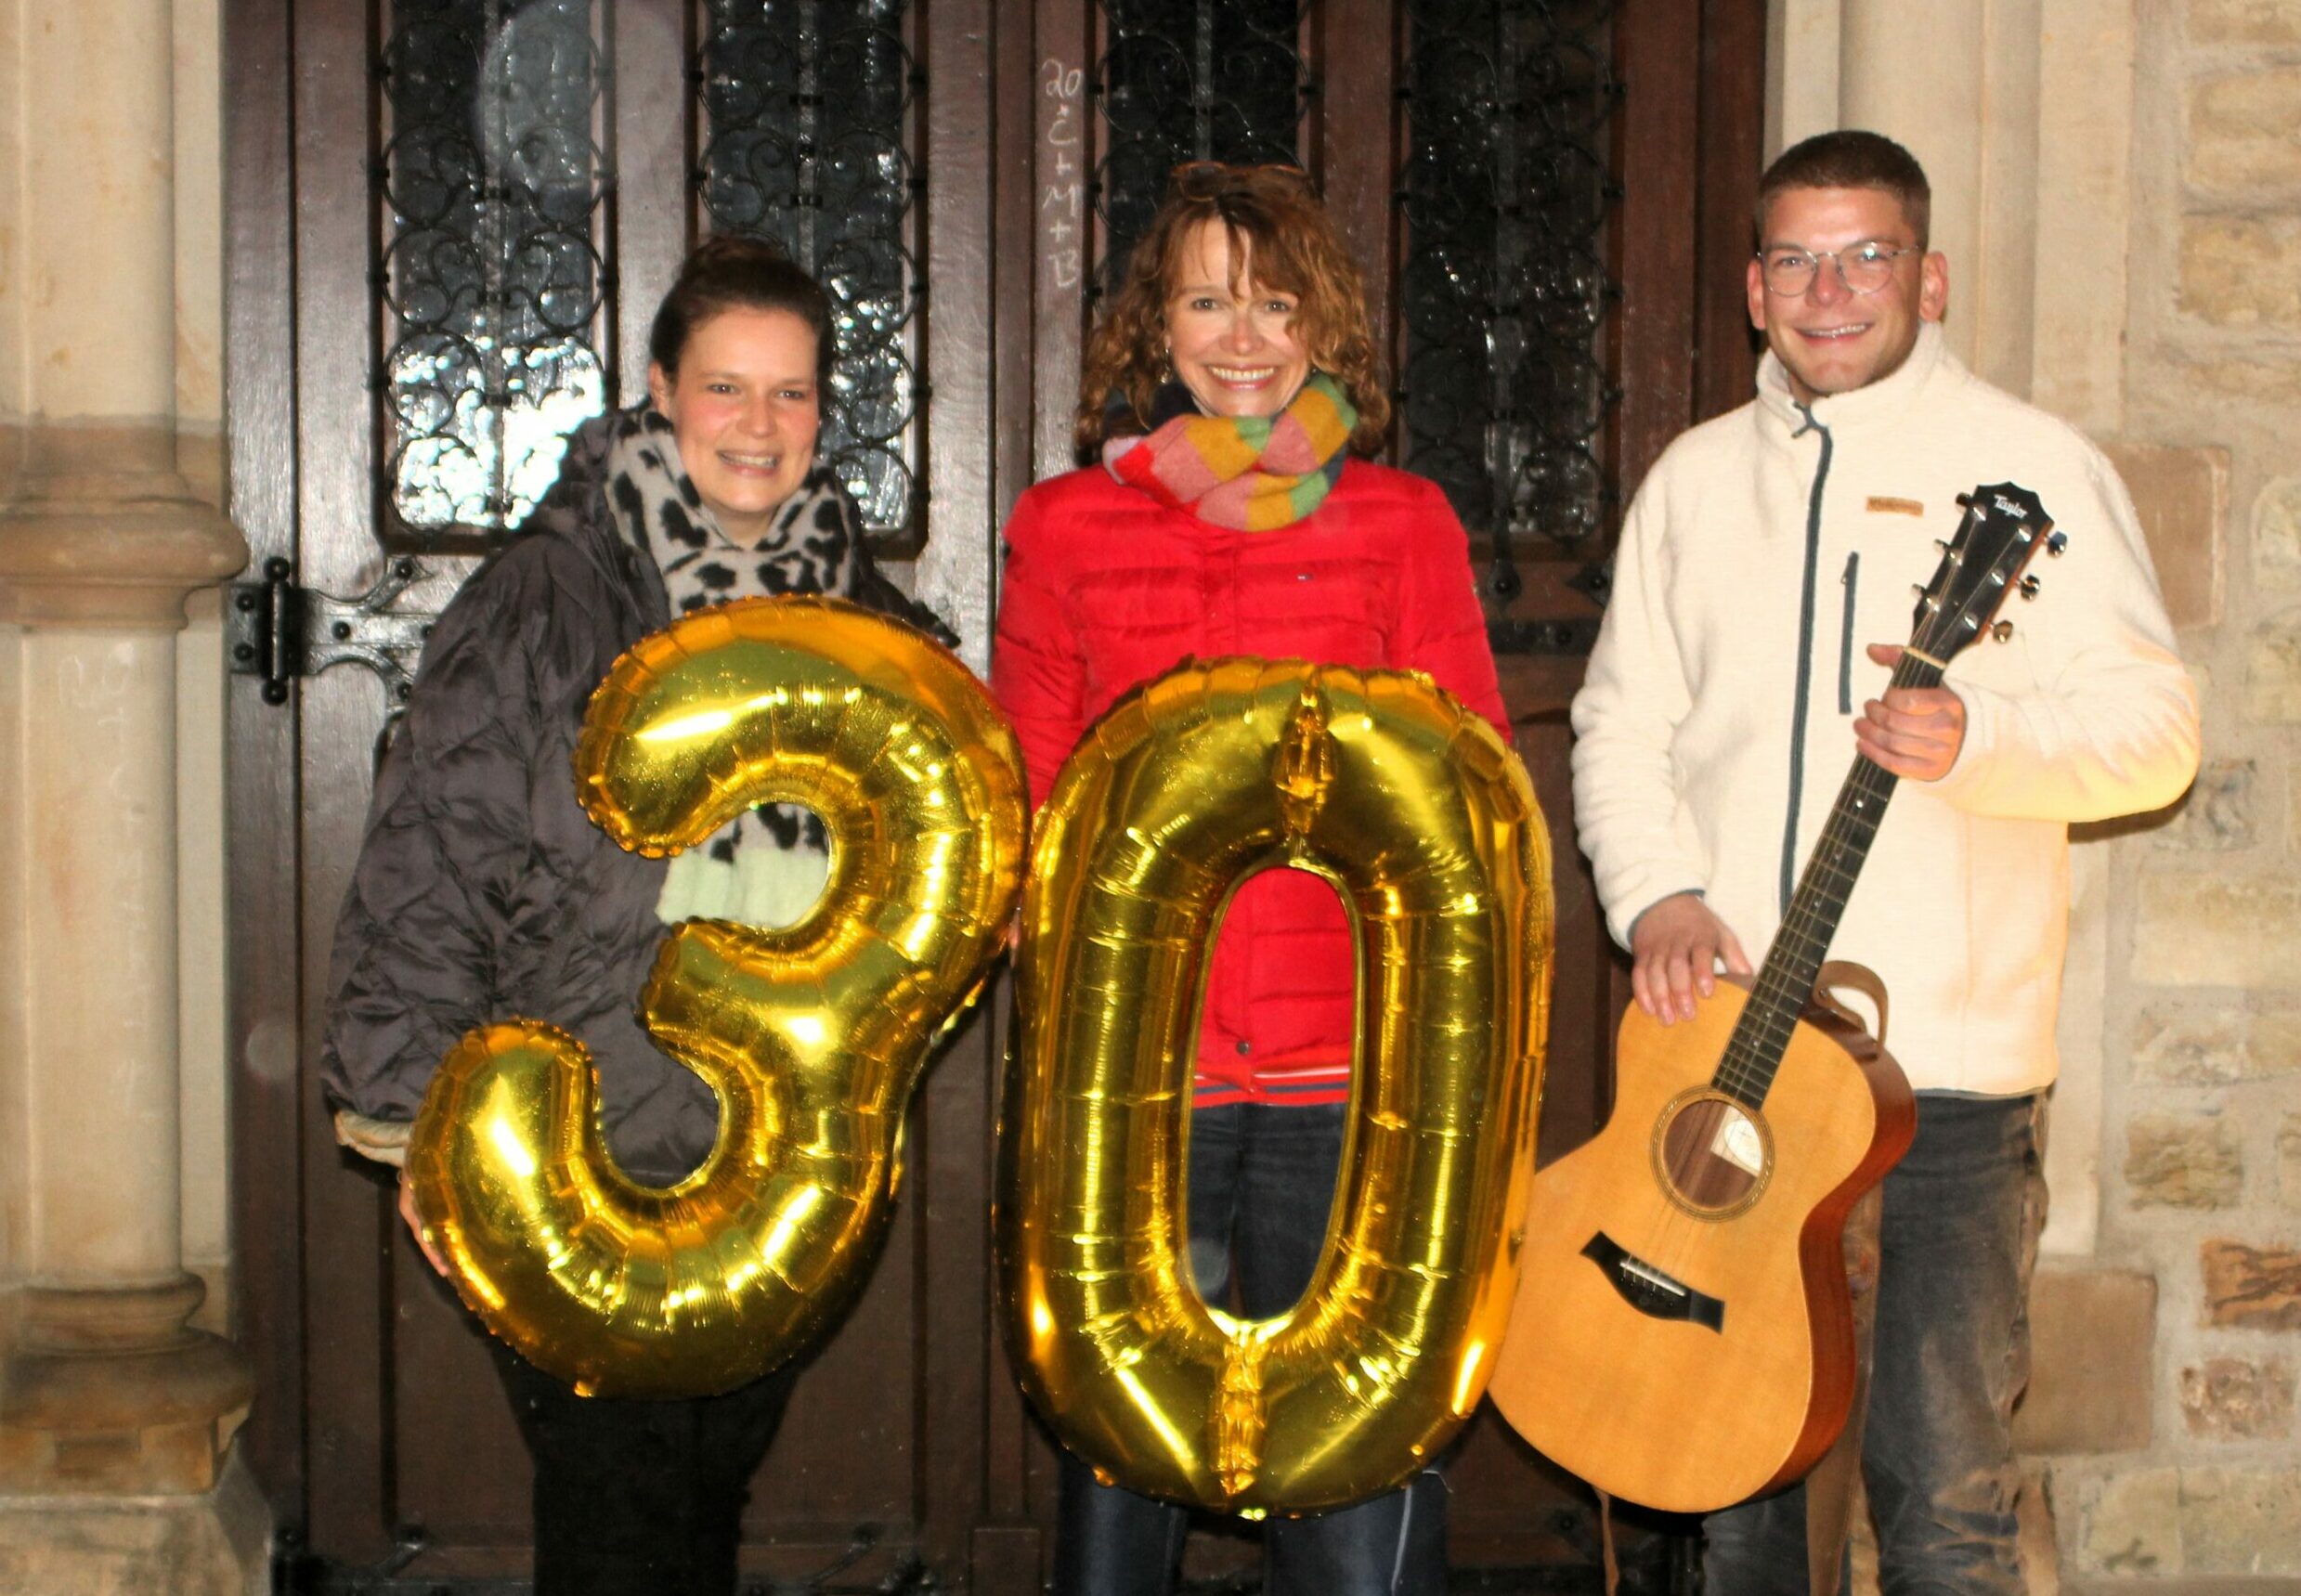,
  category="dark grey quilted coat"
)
[319,414,948,1185]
